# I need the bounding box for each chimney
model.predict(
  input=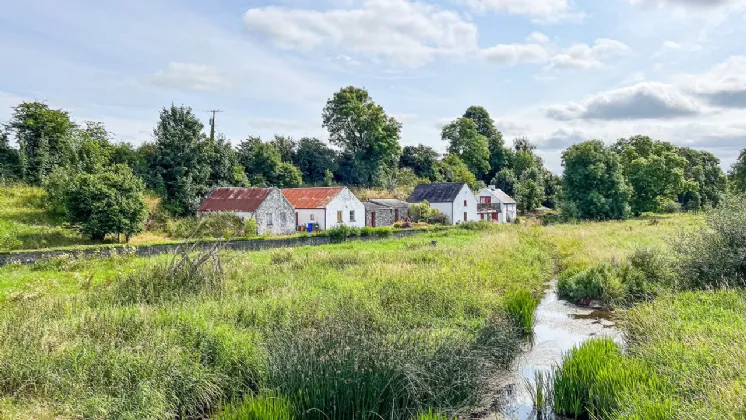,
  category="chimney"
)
[488,185,496,191]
